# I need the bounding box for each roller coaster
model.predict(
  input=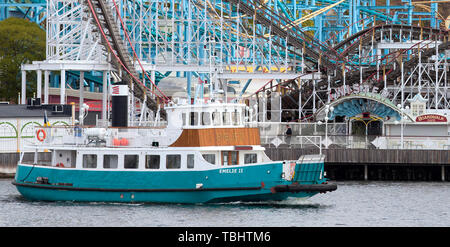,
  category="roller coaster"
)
[4,0,450,124]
